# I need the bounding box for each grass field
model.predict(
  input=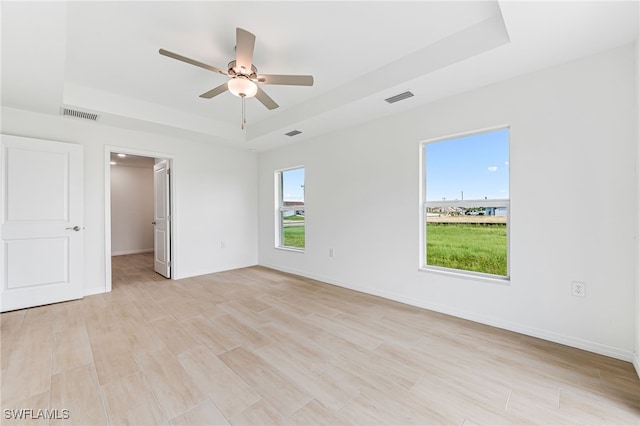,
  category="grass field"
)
[281,221,505,272]
[283,225,305,248]
[426,223,507,276]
